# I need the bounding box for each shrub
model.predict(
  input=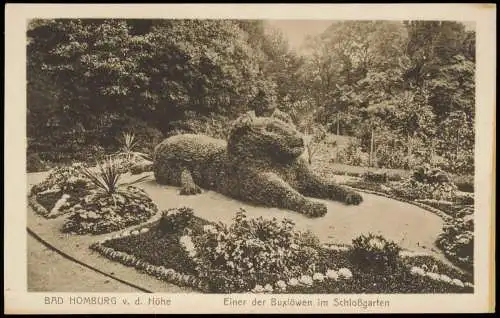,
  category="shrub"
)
[159,207,195,234]
[387,173,403,182]
[454,192,474,205]
[440,151,474,176]
[362,171,389,183]
[350,234,402,272]
[391,165,458,201]
[452,175,474,193]
[374,145,408,170]
[166,113,229,140]
[455,181,474,193]
[118,121,164,155]
[27,153,47,173]
[335,141,369,167]
[191,210,320,293]
[455,206,474,218]
[130,160,154,175]
[436,214,474,270]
